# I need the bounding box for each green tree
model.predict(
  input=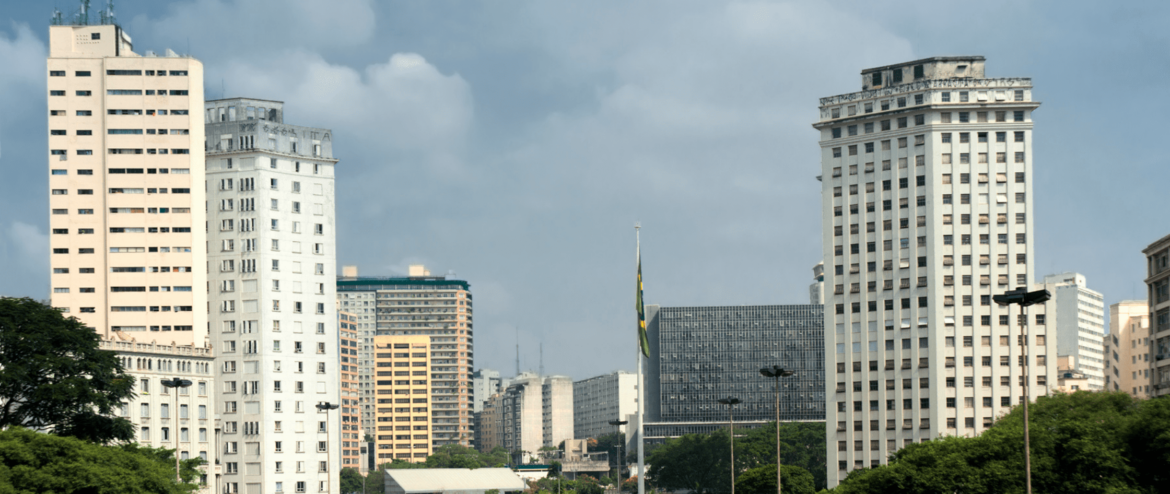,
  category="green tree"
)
[736,464,815,494]
[0,297,136,444]
[0,426,196,493]
[341,467,365,493]
[832,391,1170,494]
[740,422,827,490]
[647,429,730,493]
